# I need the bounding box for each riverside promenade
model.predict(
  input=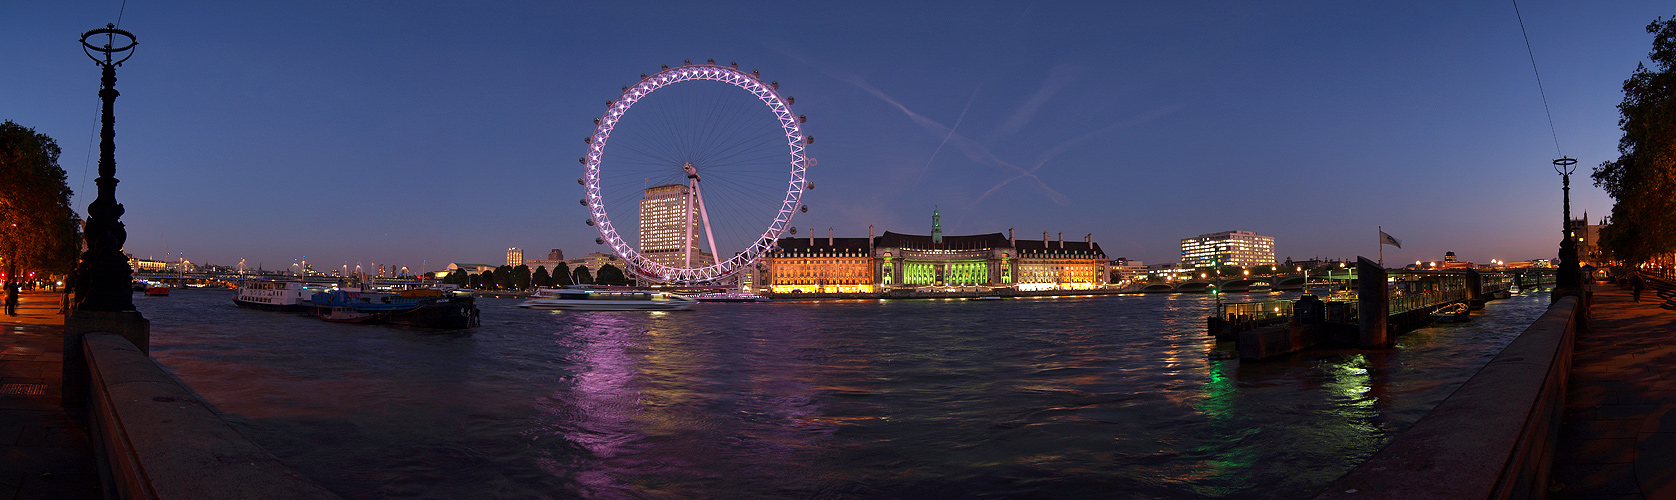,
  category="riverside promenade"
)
[0,291,99,499]
[1553,281,1676,498]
